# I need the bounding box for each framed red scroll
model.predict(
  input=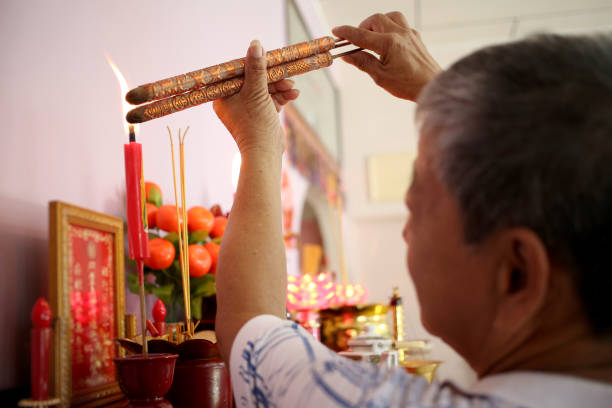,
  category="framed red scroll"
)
[48,201,125,407]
